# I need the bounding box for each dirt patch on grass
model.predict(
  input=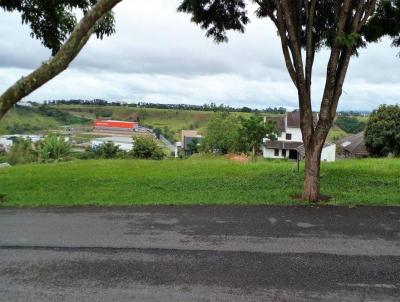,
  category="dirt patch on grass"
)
[226,154,249,163]
[0,194,6,204]
[291,193,332,203]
